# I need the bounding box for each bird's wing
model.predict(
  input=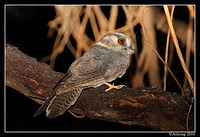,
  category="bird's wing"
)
[52,55,86,91]
[53,48,97,90]
[55,57,107,94]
